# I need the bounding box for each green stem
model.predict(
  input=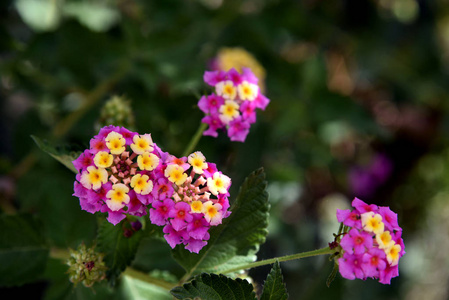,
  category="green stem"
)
[219,246,335,275]
[182,122,207,157]
[123,268,177,290]
[50,247,71,260]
